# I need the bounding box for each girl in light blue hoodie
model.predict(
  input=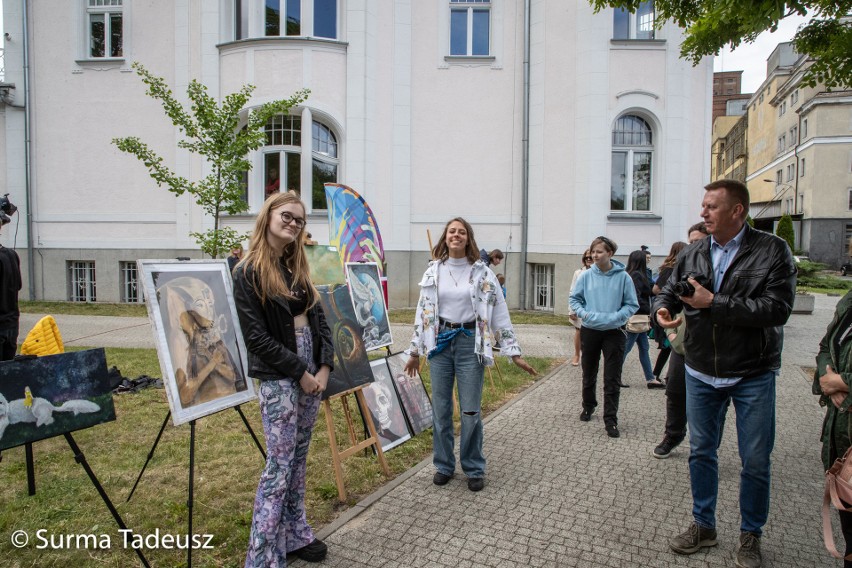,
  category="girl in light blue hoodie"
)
[569,236,639,438]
